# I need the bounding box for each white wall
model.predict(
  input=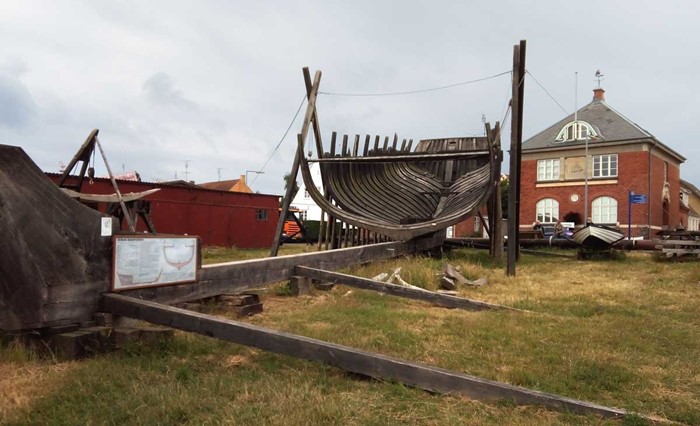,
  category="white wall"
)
[290,162,325,222]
